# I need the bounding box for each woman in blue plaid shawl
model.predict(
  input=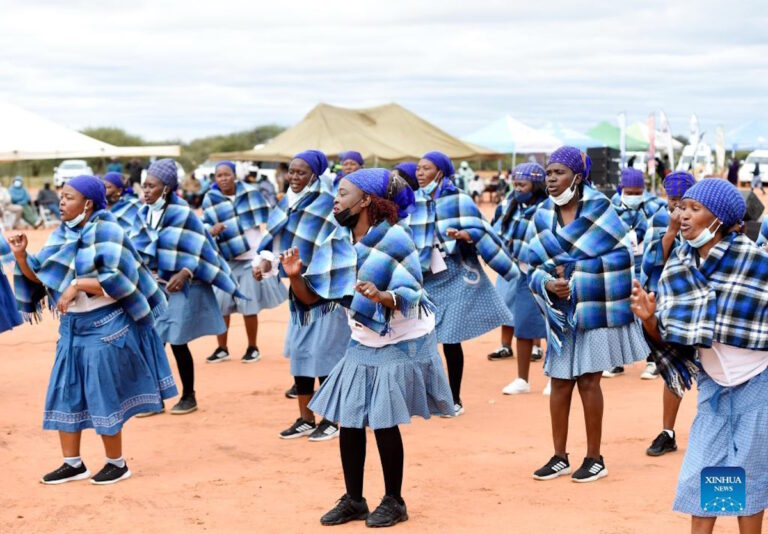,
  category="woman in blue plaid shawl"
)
[631,178,768,530]
[7,175,177,486]
[528,147,649,483]
[409,151,515,417]
[638,171,696,458]
[138,158,240,416]
[252,150,351,440]
[0,235,22,333]
[202,161,287,364]
[102,172,143,235]
[490,163,549,396]
[290,168,453,527]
